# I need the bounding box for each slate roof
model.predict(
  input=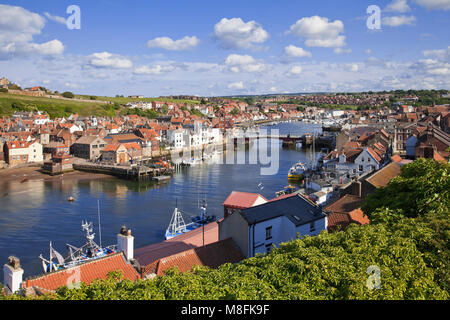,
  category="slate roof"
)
[240,193,325,226]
